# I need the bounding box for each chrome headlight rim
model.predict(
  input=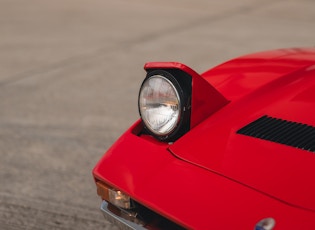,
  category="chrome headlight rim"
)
[138,70,187,141]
